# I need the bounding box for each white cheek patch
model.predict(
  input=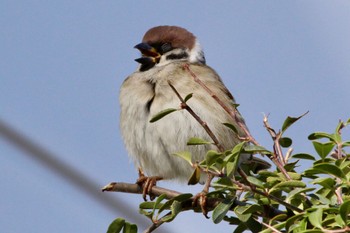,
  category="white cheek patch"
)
[189,40,206,64]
